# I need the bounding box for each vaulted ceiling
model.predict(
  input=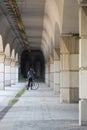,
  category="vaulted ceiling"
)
[16,0,45,50]
[0,0,81,61]
[1,0,45,51]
